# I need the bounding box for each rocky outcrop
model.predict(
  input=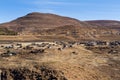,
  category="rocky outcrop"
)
[0,66,67,80]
